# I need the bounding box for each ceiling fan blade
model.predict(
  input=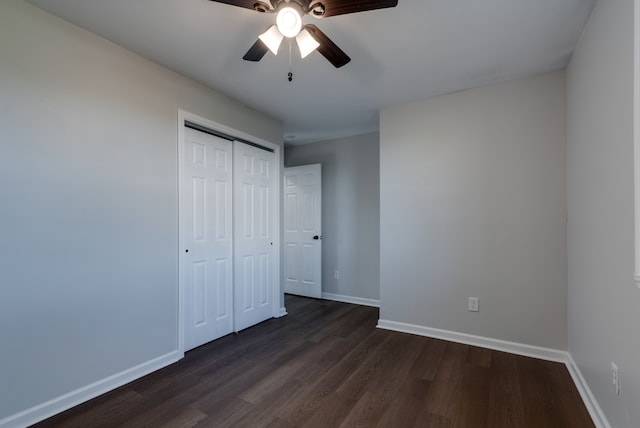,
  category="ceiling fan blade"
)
[305,24,350,68]
[208,0,275,13]
[312,0,398,17]
[243,39,269,61]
